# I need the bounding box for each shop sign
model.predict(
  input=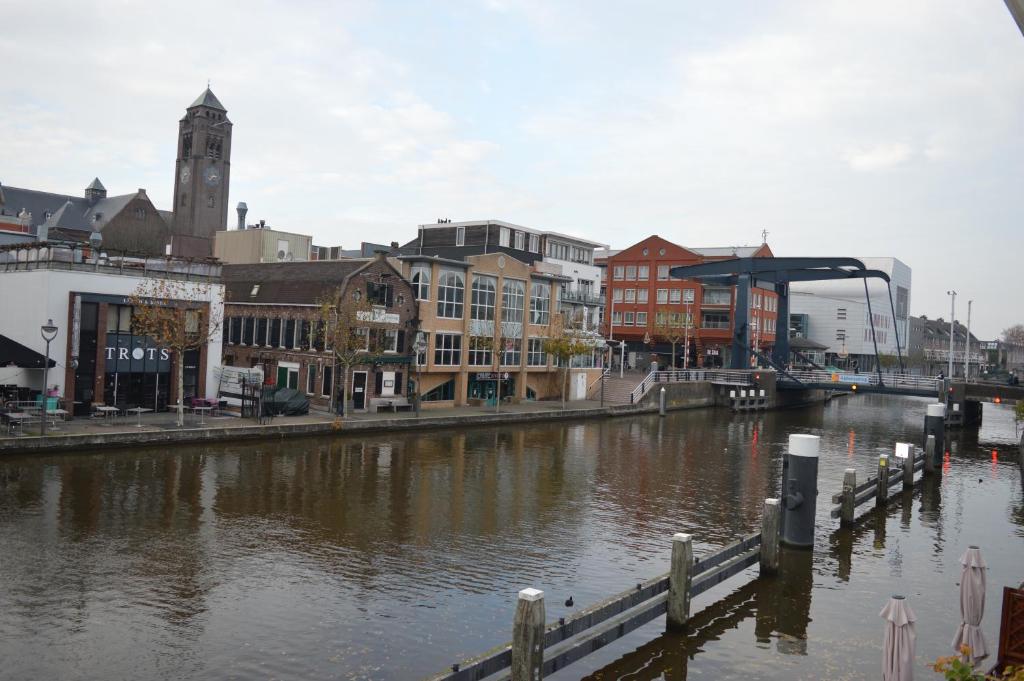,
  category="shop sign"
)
[104,333,172,373]
[474,372,512,381]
